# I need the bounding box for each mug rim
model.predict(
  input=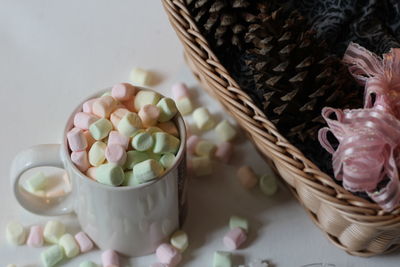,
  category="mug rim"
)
[62,86,187,191]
